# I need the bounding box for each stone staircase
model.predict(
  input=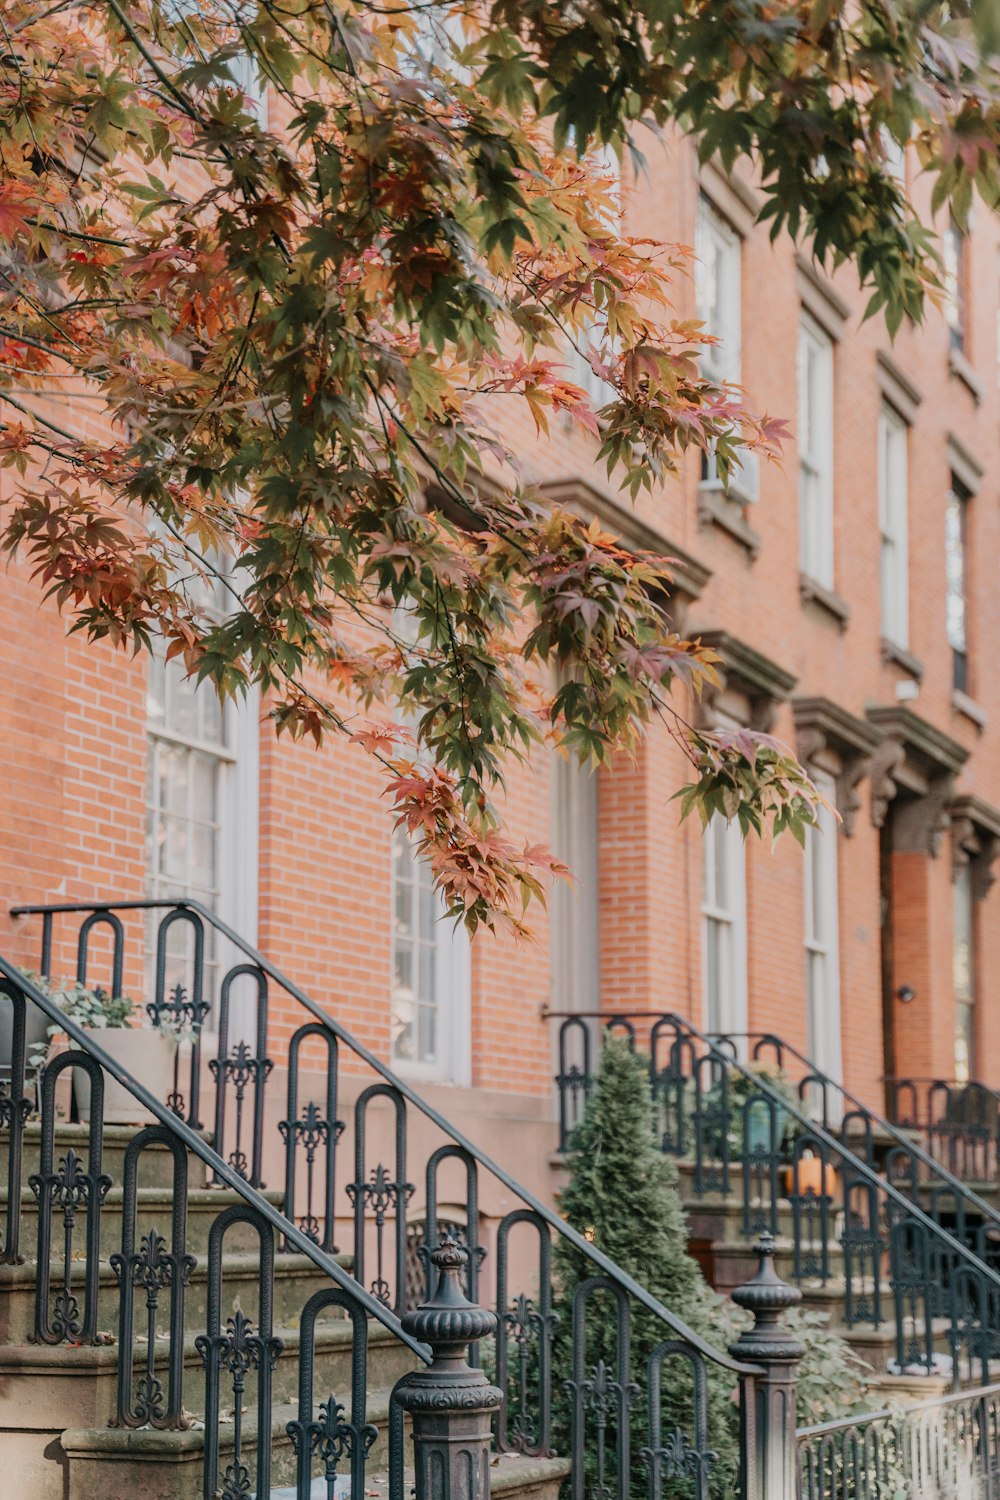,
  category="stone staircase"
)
[0,901,770,1500]
[548,1009,1000,1396]
[0,1121,441,1499]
